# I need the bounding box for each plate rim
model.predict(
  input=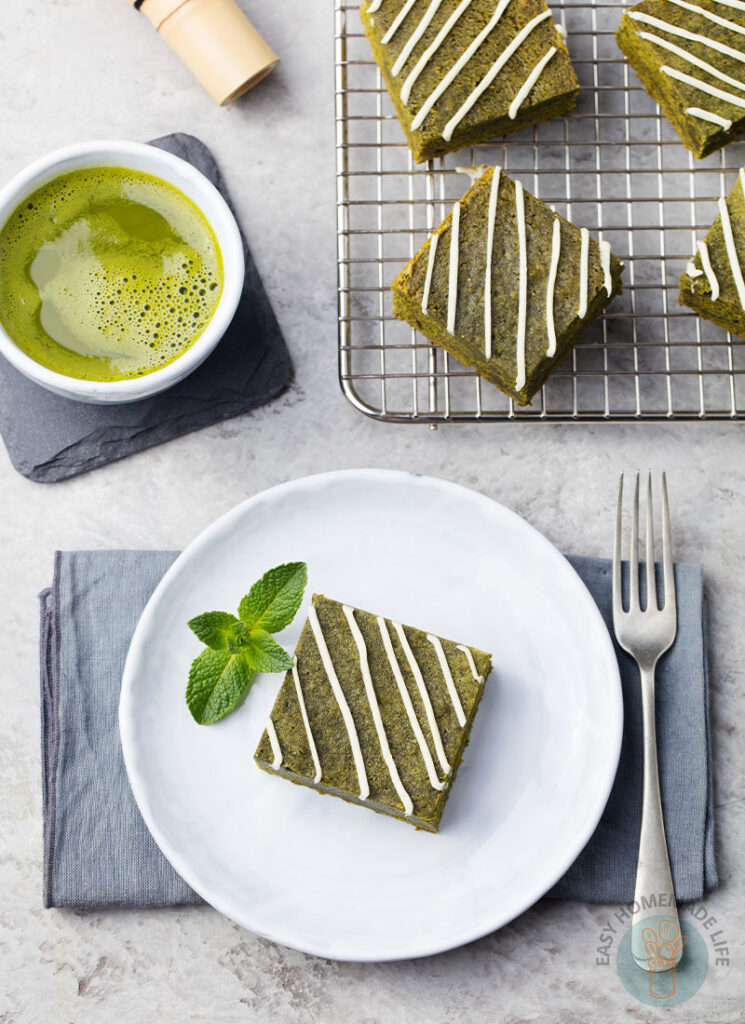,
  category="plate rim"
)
[119,468,623,961]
